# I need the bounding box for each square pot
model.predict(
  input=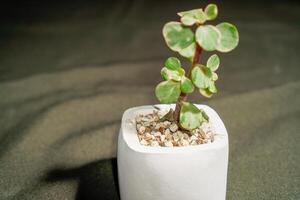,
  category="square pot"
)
[117,104,228,200]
